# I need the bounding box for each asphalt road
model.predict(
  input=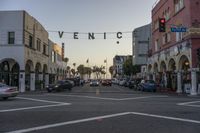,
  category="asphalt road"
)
[0,84,200,133]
